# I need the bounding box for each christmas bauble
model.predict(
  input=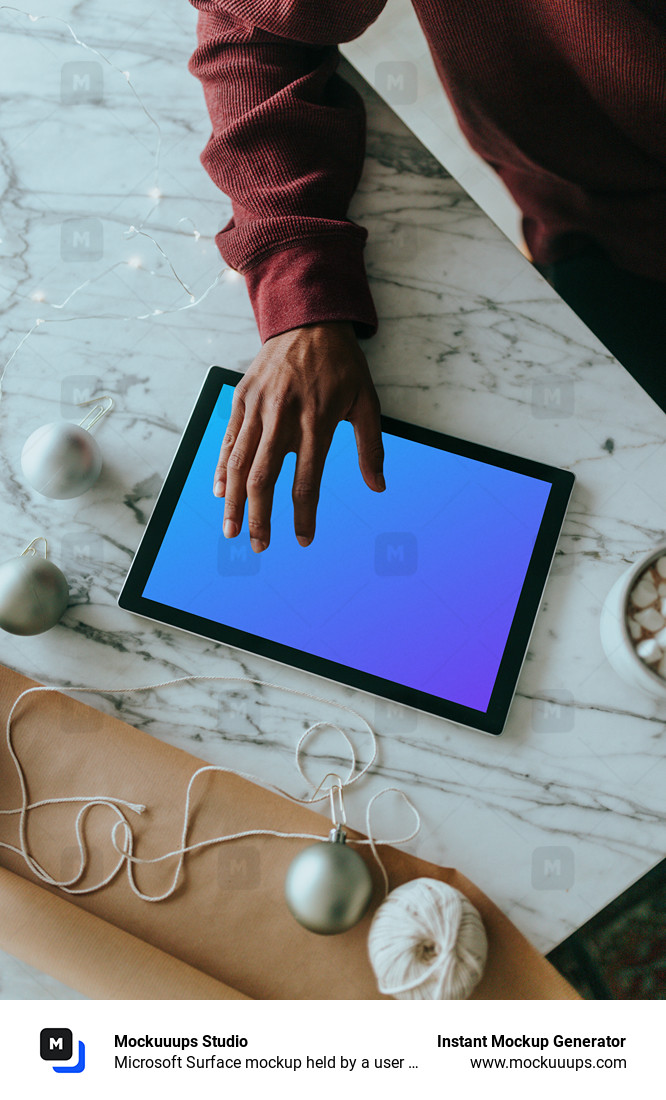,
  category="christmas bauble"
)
[21,421,102,499]
[284,827,373,935]
[0,553,69,635]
